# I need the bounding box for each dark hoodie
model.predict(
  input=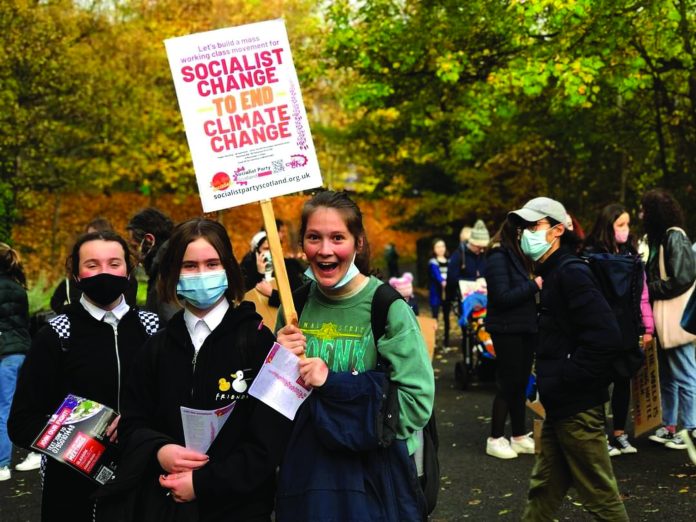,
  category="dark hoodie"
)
[535,247,623,420]
[98,302,292,522]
